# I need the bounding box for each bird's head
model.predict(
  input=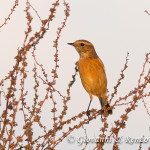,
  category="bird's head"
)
[68,40,98,58]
